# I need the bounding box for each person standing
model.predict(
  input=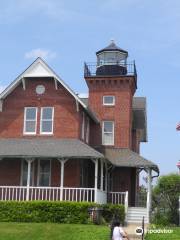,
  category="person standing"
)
[112,221,129,240]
